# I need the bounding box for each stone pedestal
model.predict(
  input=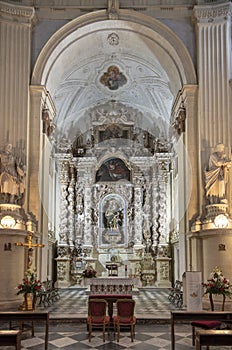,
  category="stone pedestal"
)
[128,256,142,278]
[0,228,26,304]
[155,257,171,288]
[55,258,71,288]
[141,253,155,286]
